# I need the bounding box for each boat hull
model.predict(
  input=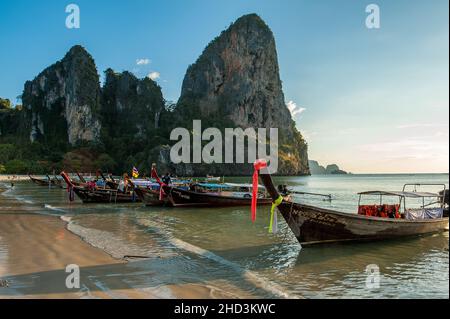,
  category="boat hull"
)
[278,202,449,245]
[73,187,140,204]
[29,176,63,188]
[164,186,274,207]
[134,188,166,206]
